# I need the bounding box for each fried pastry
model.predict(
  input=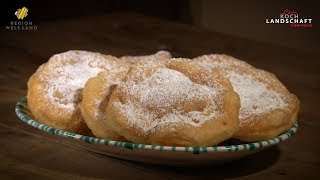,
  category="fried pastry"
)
[194,54,300,141]
[27,50,127,134]
[105,58,240,146]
